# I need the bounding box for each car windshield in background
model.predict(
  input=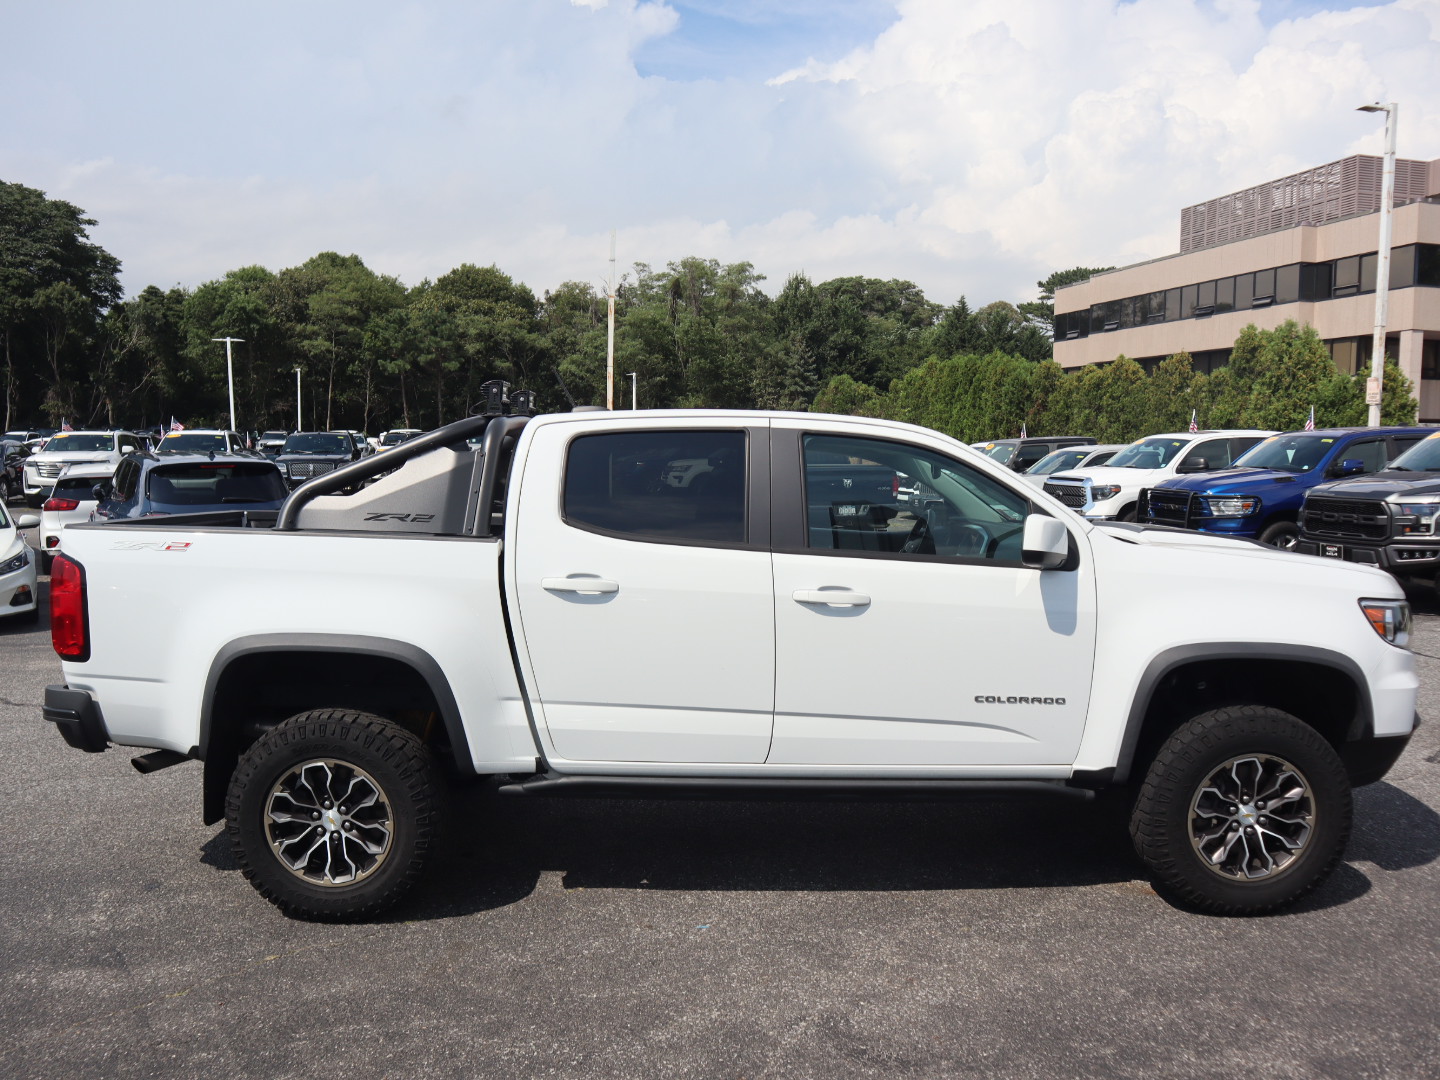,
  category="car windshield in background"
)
[1107,438,1189,469]
[1232,434,1333,472]
[146,463,287,506]
[1027,449,1089,475]
[162,433,227,453]
[260,431,287,441]
[43,433,114,453]
[1388,436,1440,472]
[381,432,417,446]
[282,433,349,454]
[983,444,1015,463]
